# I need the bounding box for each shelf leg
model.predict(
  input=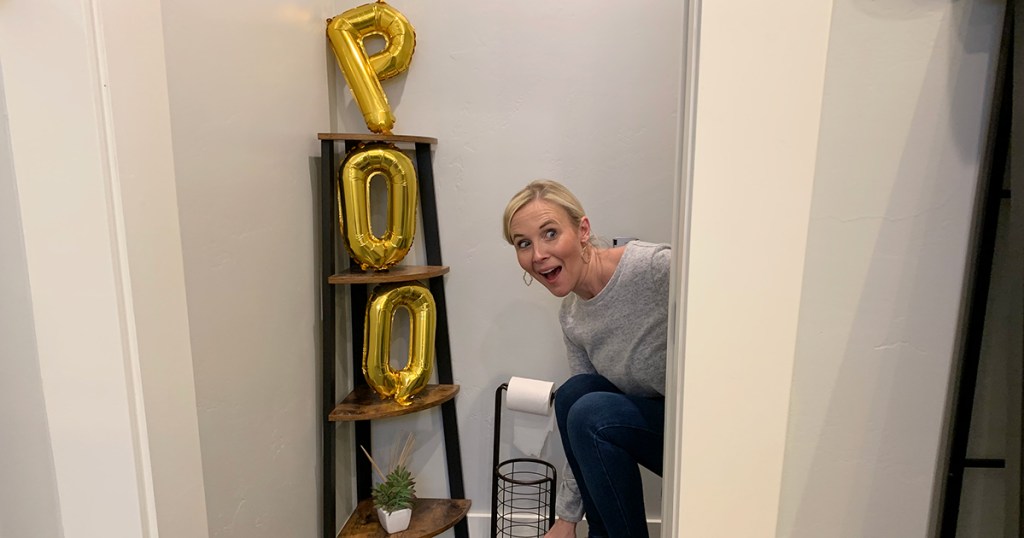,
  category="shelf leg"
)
[321,139,337,538]
[416,141,469,538]
[351,284,372,501]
